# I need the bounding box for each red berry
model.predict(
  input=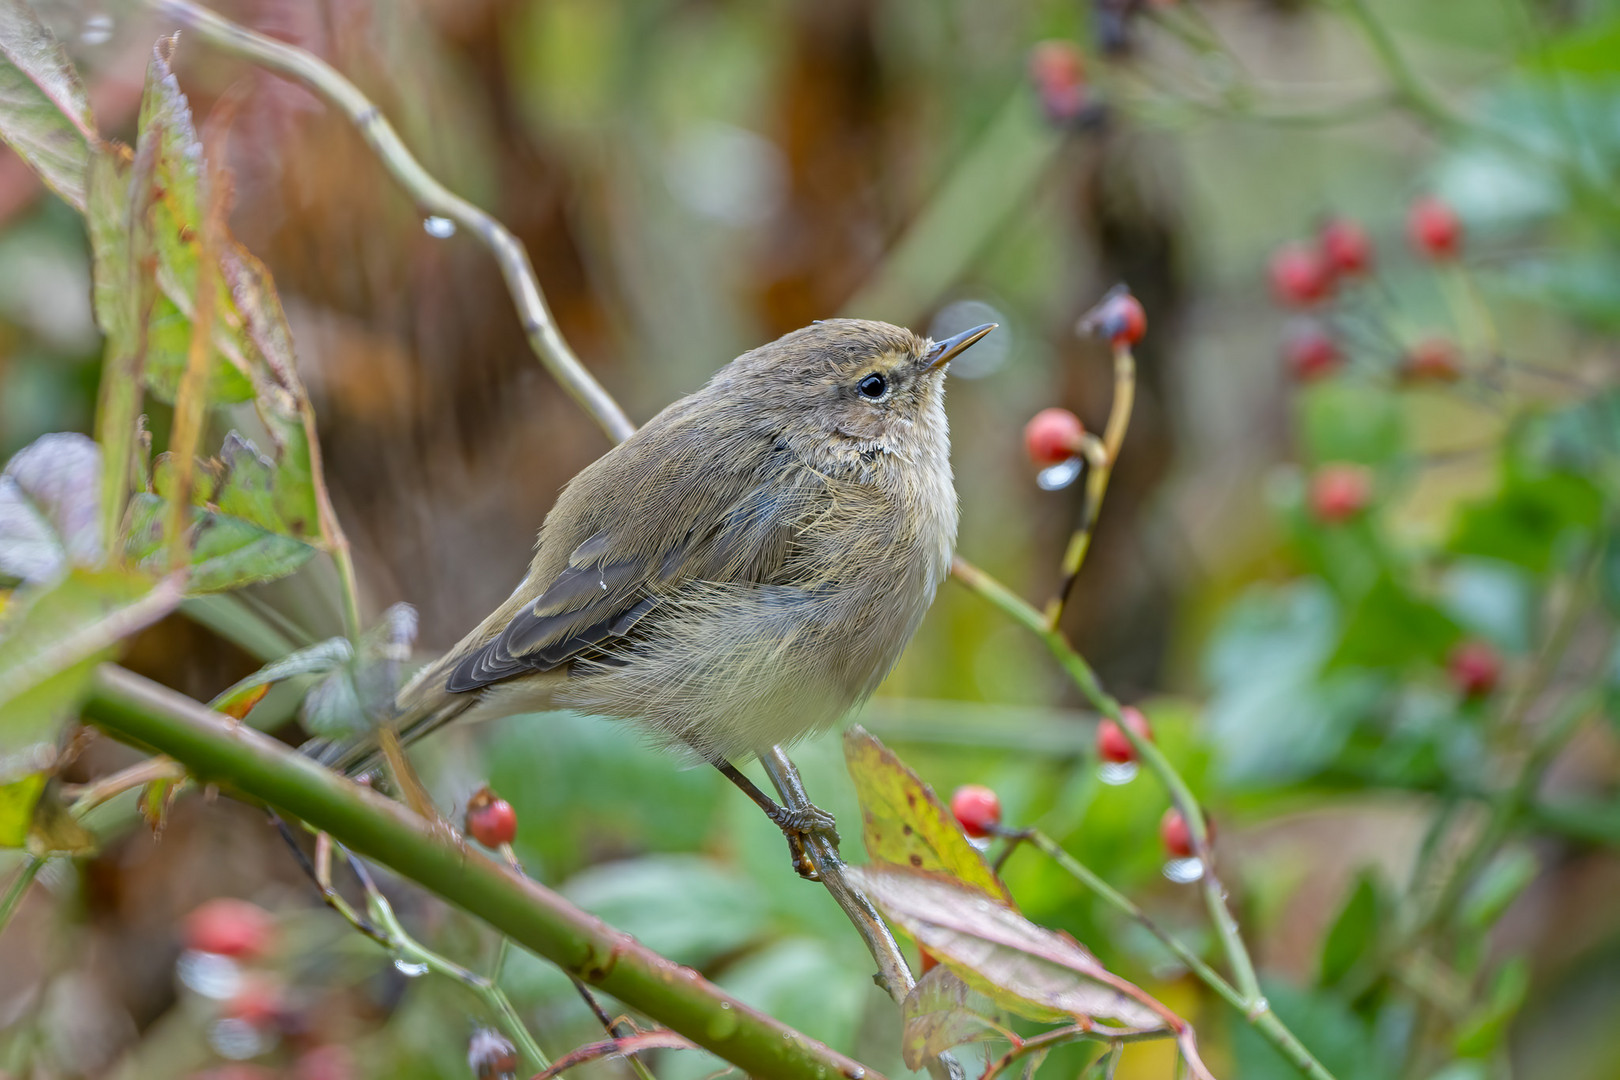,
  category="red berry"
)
[1028,40,1085,91]
[1096,706,1153,764]
[223,978,283,1027]
[1400,337,1462,383]
[1268,243,1332,306]
[1095,292,1147,346]
[1448,640,1501,698]
[1024,408,1085,467]
[1309,464,1372,523]
[1407,196,1462,259]
[951,785,1002,838]
[185,898,276,959]
[295,1046,355,1080]
[1282,323,1342,381]
[1160,807,1213,858]
[465,787,518,848]
[467,1028,519,1080]
[1318,218,1373,277]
